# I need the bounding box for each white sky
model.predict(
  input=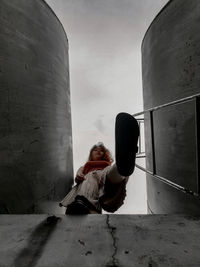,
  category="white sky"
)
[45,0,169,214]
